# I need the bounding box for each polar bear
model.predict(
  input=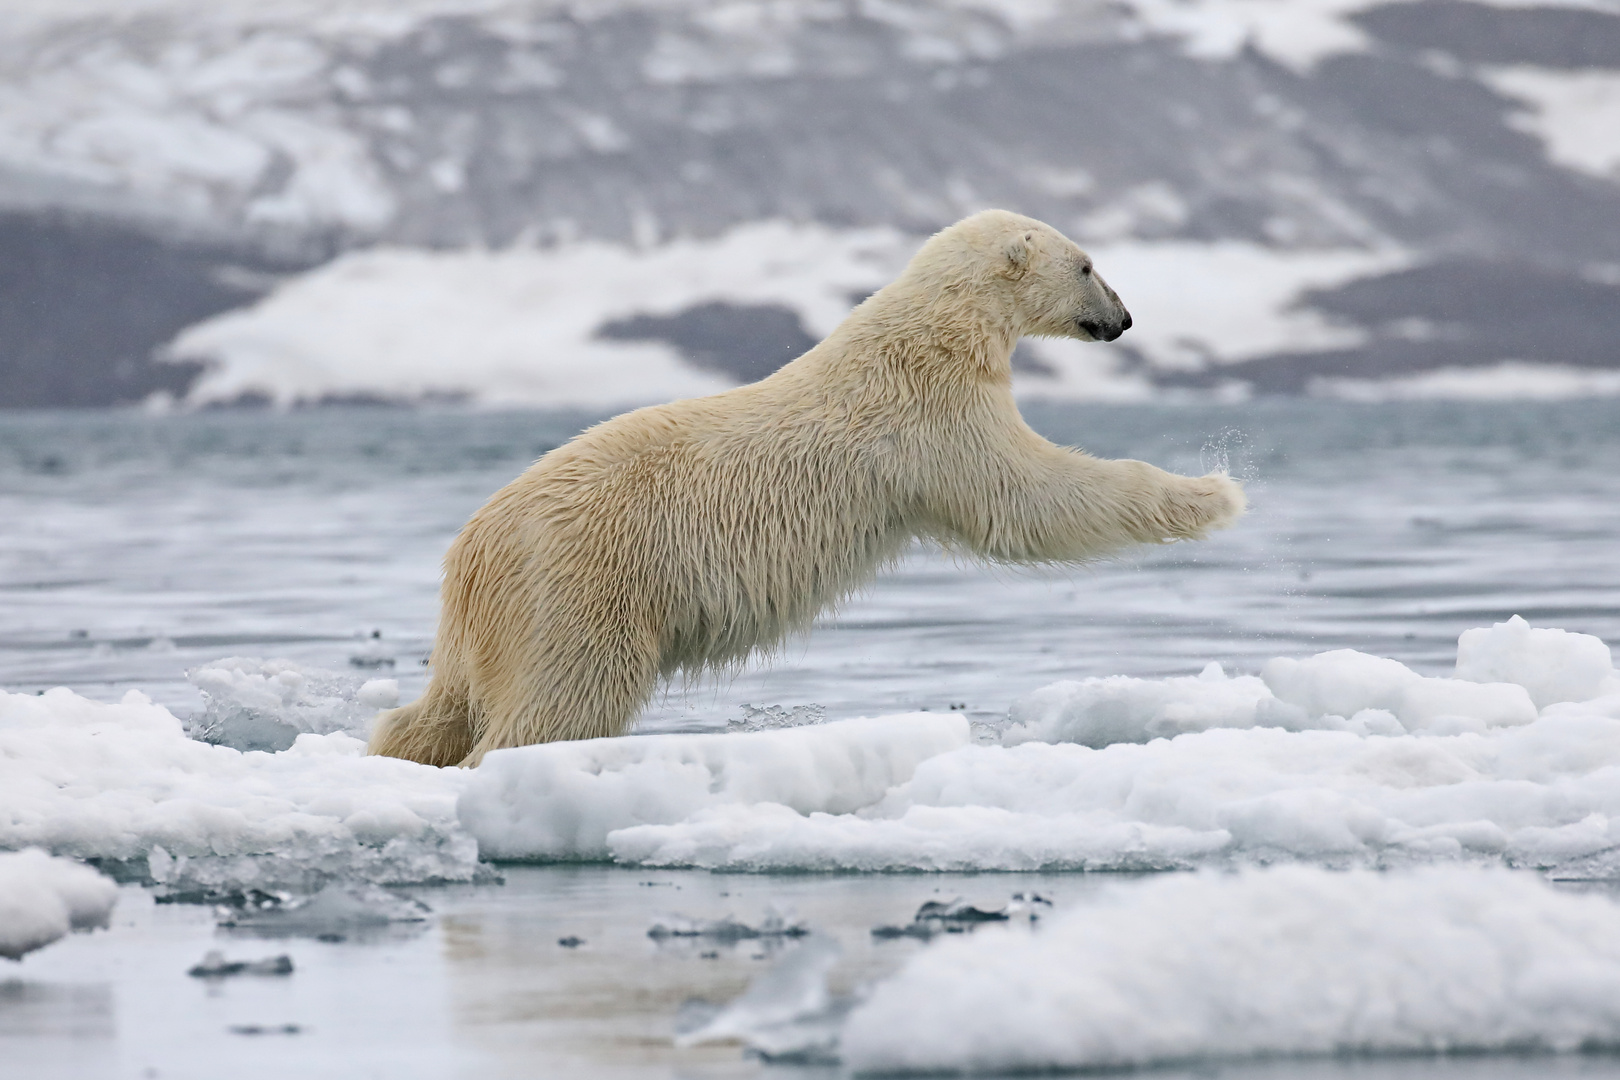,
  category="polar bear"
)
[369,210,1245,767]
